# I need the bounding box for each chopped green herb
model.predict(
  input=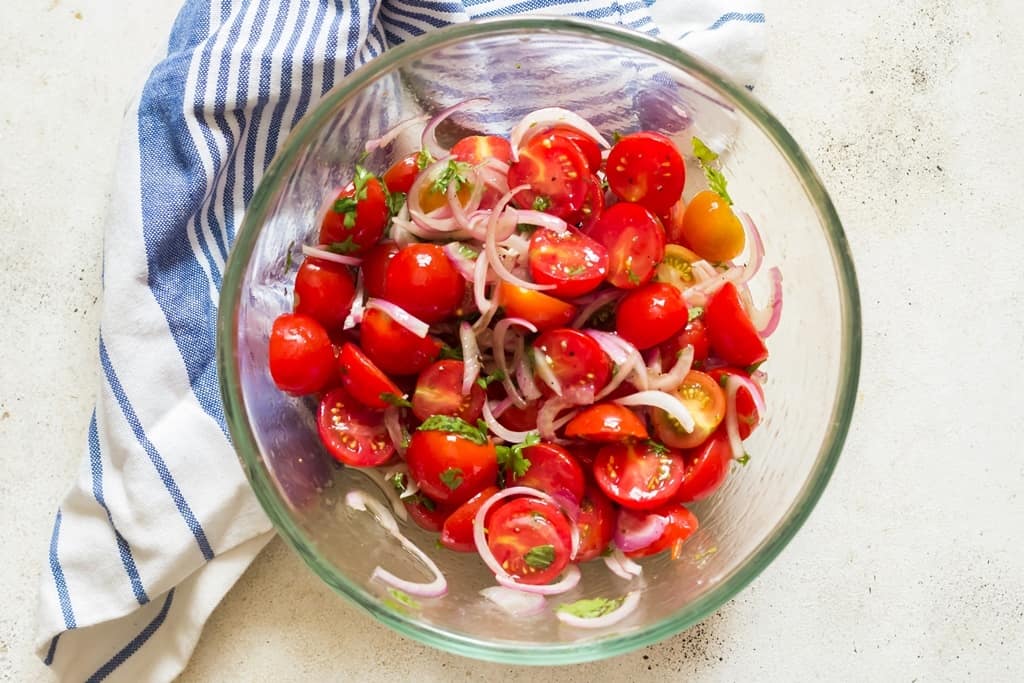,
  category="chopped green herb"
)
[557,596,625,619]
[688,306,704,322]
[524,544,555,570]
[745,360,765,374]
[626,266,641,285]
[516,223,538,235]
[352,165,375,201]
[600,545,613,558]
[431,159,469,195]
[612,131,623,144]
[387,587,420,610]
[718,374,730,388]
[476,369,507,390]
[456,242,479,259]
[418,415,488,446]
[496,432,539,479]
[343,211,357,228]
[439,467,464,491]
[645,439,669,456]
[416,148,434,170]
[284,240,295,271]
[412,494,436,511]
[736,453,751,466]
[532,196,551,211]
[333,196,358,214]
[379,392,412,408]
[386,189,406,216]
[327,237,360,254]
[564,264,588,277]
[438,344,464,361]
[691,136,733,205]
[388,471,407,493]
